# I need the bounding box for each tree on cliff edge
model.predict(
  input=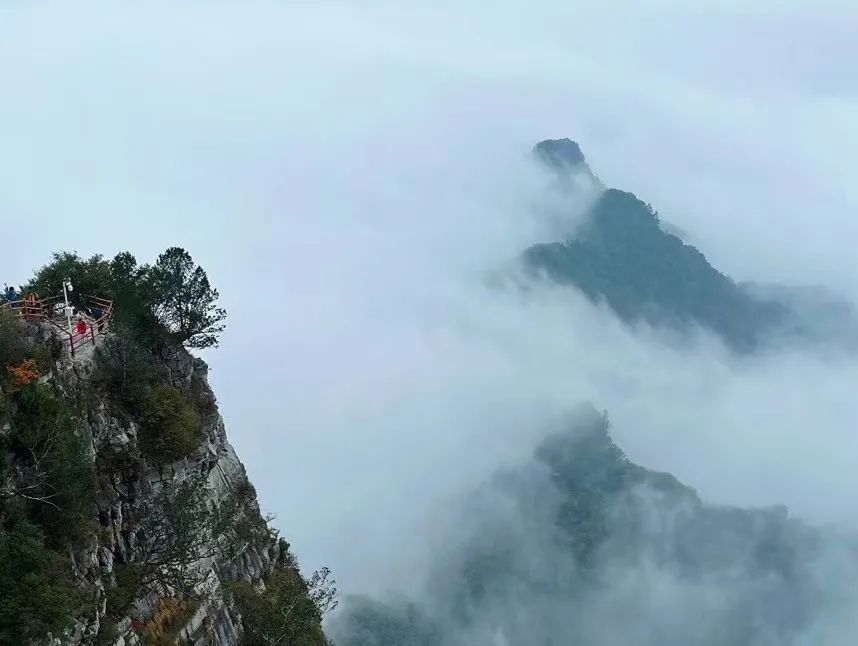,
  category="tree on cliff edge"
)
[147,247,227,349]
